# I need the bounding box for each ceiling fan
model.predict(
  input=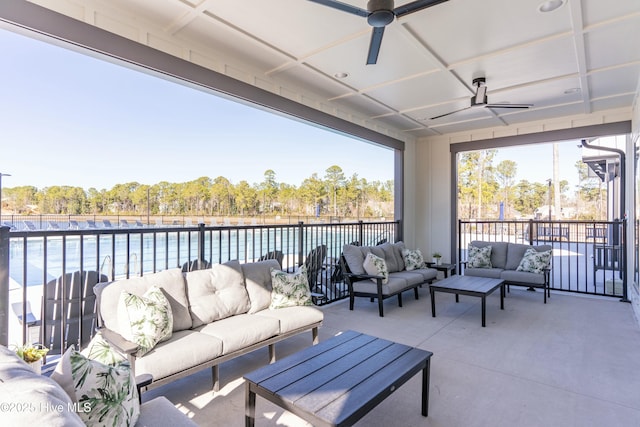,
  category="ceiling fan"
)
[308,0,449,64]
[430,77,534,120]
